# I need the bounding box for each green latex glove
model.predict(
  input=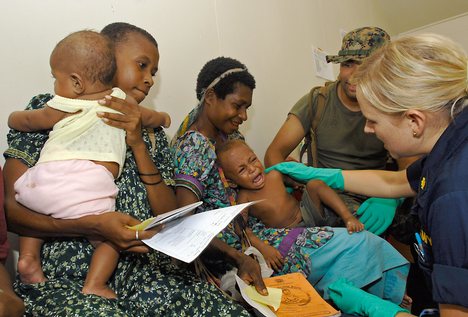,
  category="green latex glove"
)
[265,162,344,190]
[356,197,404,236]
[328,278,408,317]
